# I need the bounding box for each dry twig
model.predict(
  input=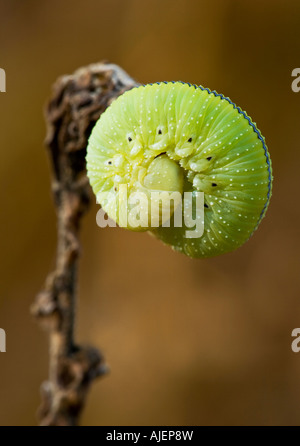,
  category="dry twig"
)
[31,62,139,426]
